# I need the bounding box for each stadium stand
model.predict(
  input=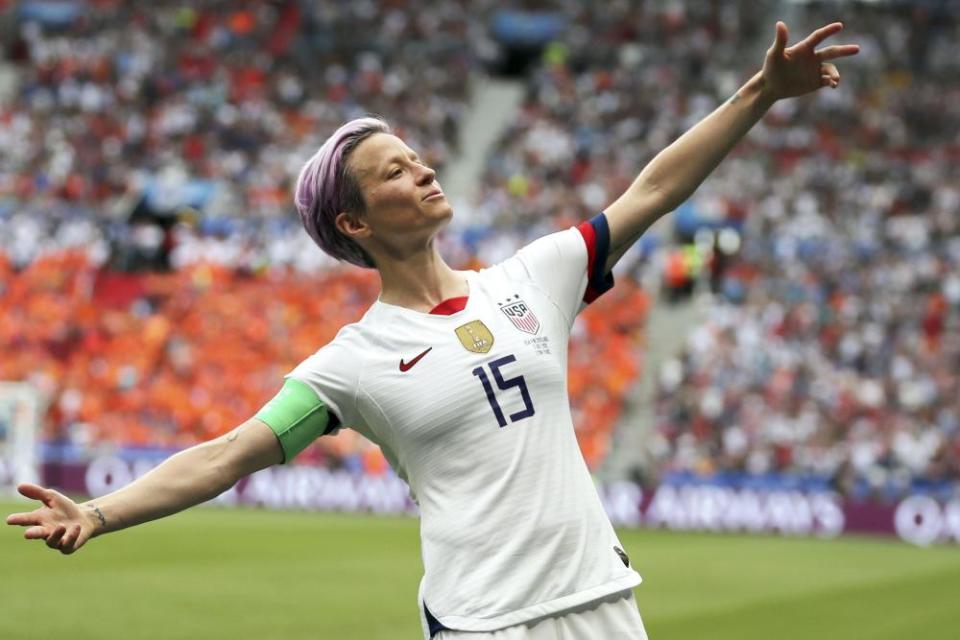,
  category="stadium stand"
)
[0,249,647,472]
[640,4,960,501]
[471,1,959,501]
[2,0,958,501]
[0,0,648,474]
